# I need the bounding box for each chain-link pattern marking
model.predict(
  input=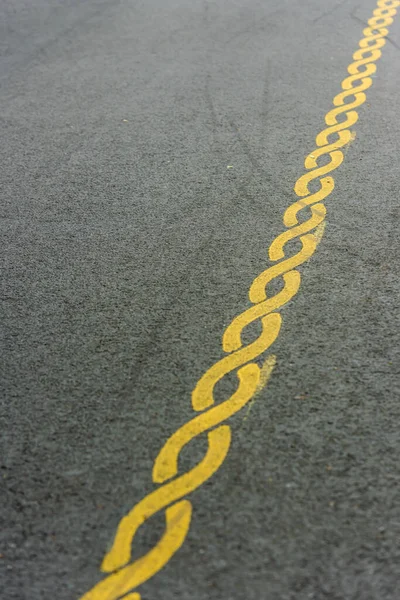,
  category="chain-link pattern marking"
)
[80,2,399,598]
